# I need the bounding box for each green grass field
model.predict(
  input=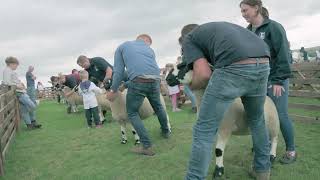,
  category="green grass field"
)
[0,97,319,180]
